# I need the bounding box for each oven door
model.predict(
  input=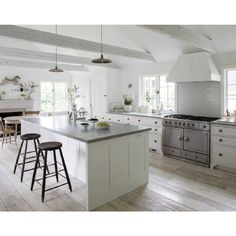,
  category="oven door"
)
[163,127,183,149]
[183,129,209,154]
